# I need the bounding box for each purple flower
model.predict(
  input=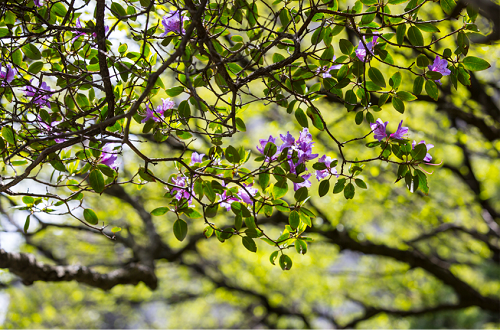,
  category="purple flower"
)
[159,10,186,36]
[279,131,295,150]
[356,35,379,62]
[141,104,161,123]
[237,183,258,205]
[315,155,339,181]
[218,191,240,211]
[100,144,120,169]
[256,135,278,161]
[295,128,318,164]
[190,152,205,165]
[370,118,388,141]
[389,120,409,140]
[293,173,312,191]
[92,25,110,39]
[25,79,53,108]
[412,140,434,162]
[73,18,87,41]
[316,56,343,78]
[428,56,451,84]
[0,65,17,85]
[36,115,66,143]
[170,176,193,204]
[34,0,43,6]
[157,98,175,116]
